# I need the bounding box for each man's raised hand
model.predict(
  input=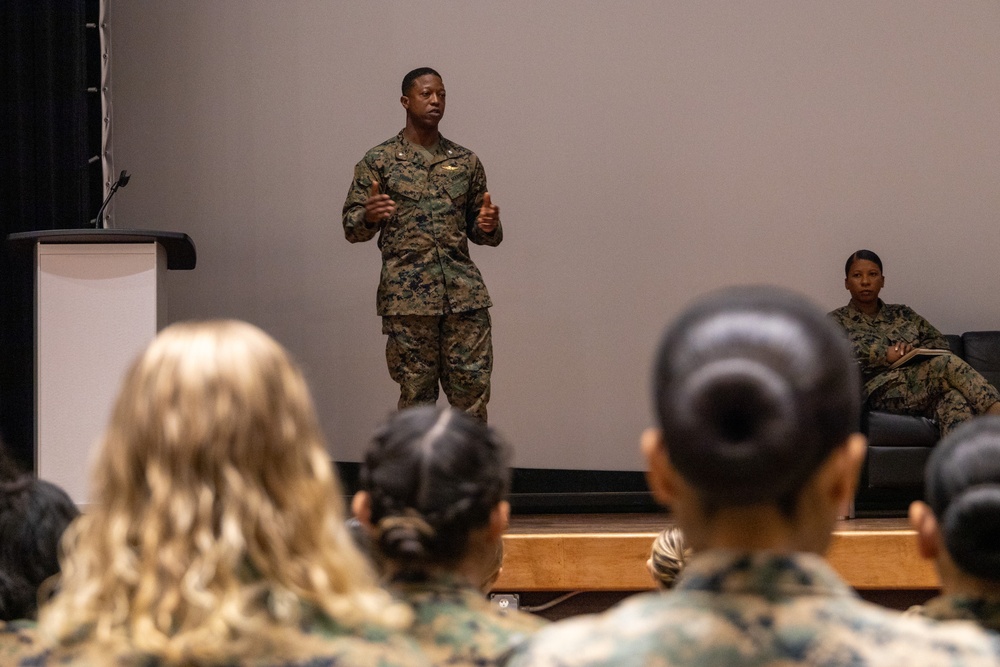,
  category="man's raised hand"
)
[477,192,500,233]
[364,180,396,224]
